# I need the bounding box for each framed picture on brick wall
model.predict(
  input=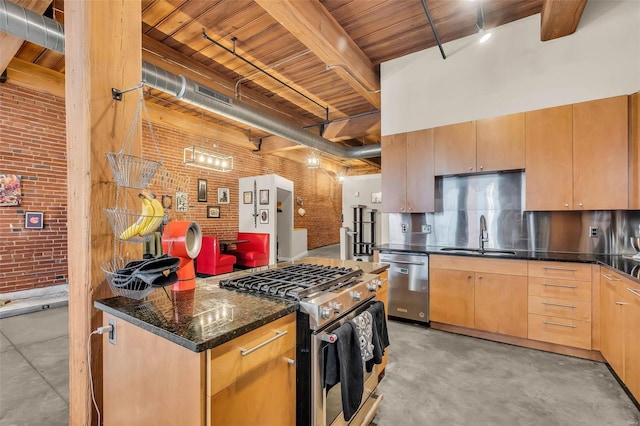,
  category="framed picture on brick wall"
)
[0,174,21,207]
[25,211,43,229]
